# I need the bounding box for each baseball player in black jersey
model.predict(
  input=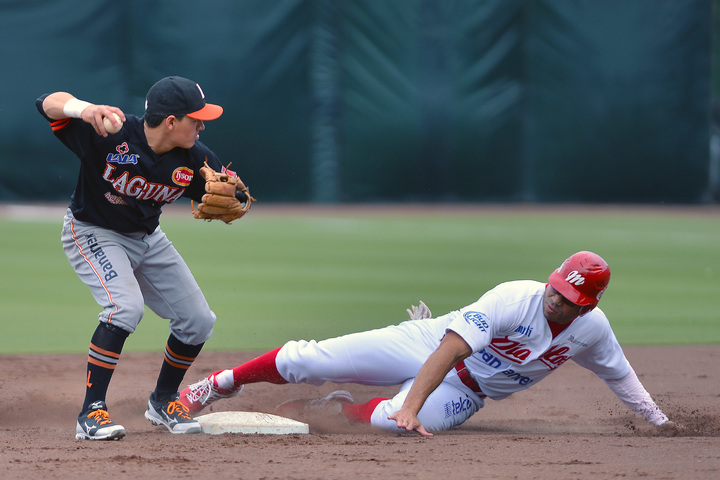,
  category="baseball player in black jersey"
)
[36,76,253,440]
